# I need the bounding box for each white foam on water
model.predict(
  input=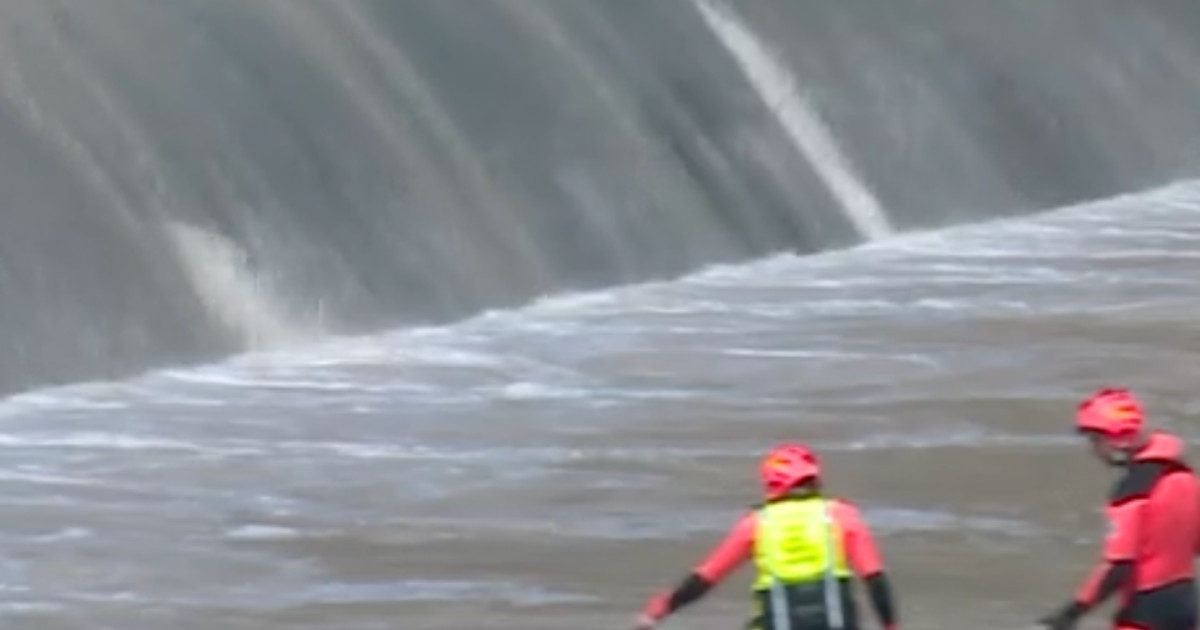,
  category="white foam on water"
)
[866,507,1042,537]
[0,432,202,452]
[225,525,300,541]
[0,601,64,614]
[495,382,594,401]
[824,431,1077,452]
[29,527,93,543]
[299,579,598,605]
